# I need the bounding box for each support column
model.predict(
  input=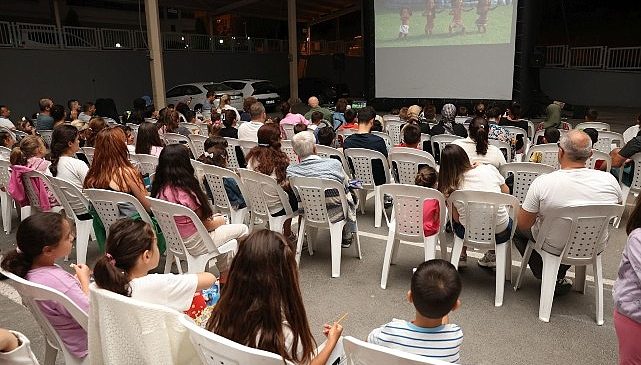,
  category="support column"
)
[287,0,298,101]
[144,0,166,109]
[52,0,63,47]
